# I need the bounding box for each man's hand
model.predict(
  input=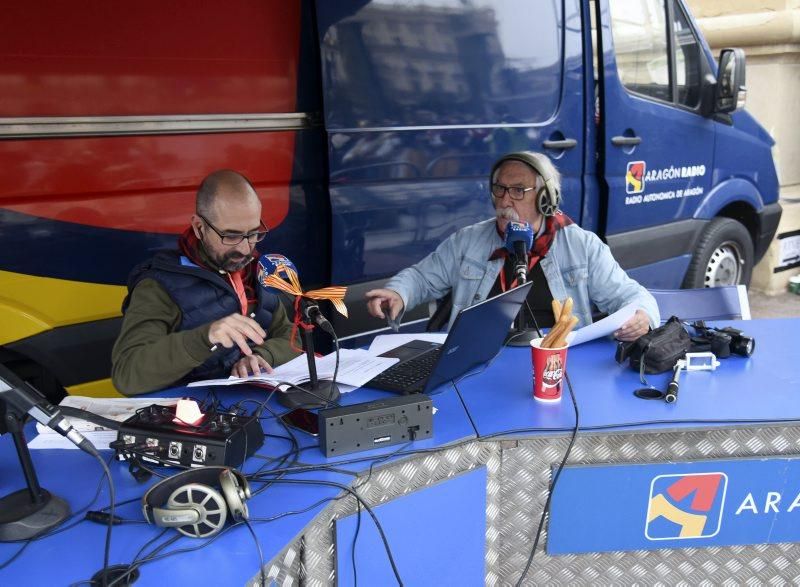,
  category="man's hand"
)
[365,288,405,320]
[208,313,266,355]
[231,354,273,378]
[614,309,651,342]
